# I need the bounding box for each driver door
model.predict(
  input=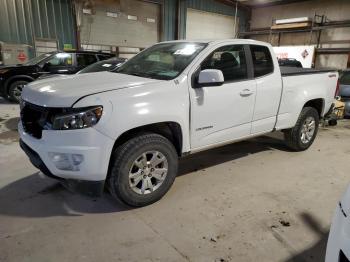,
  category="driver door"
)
[42,53,74,74]
[189,44,257,149]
